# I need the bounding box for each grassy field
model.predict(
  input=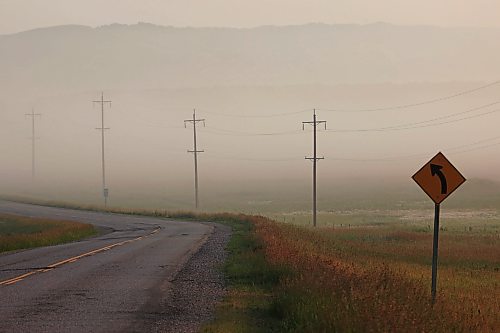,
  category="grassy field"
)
[268,207,500,231]
[1,198,498,332]
[203,213,499,332]
[0,214,97,253]
[257,222,498,332]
